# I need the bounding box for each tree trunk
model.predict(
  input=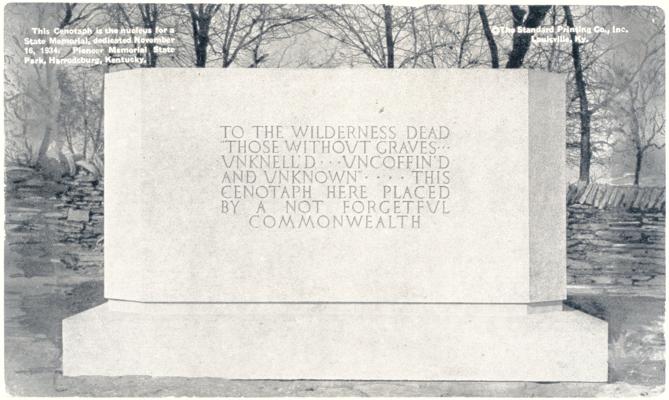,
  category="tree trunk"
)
[140,5,158,68]
[82,78,88,159]
[188,5,211,68]
[36,126,53,168]
[546,6,557,71]
[634,150,643,186]
[564,5,592,184]
[36,63,58,169]
[383,5,394,68]
[478,5,499,68]
[193,18,210,68]
[456,7,473,68]
[92,64,108,158]
[505,5,551,68]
